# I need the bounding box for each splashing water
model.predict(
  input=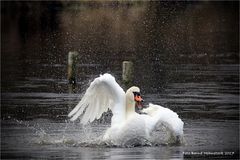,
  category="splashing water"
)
[2,118,238,159]
[13,117,183,148]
